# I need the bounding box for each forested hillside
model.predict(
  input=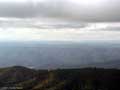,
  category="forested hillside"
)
[0,66,120,90]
